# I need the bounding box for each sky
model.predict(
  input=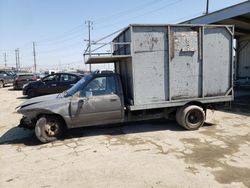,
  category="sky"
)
[0,0,247,71]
